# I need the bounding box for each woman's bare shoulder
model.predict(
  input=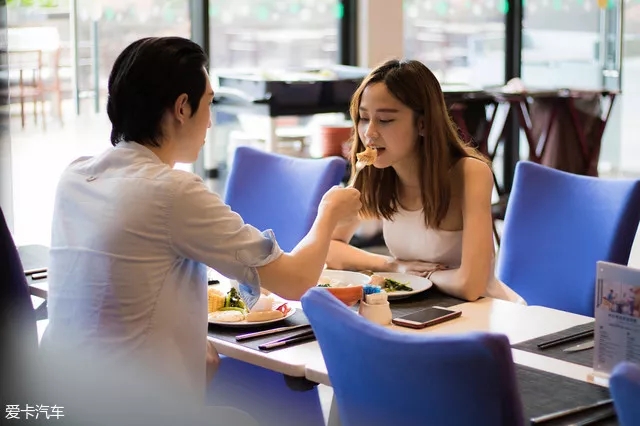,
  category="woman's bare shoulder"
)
[452,157,493,186]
